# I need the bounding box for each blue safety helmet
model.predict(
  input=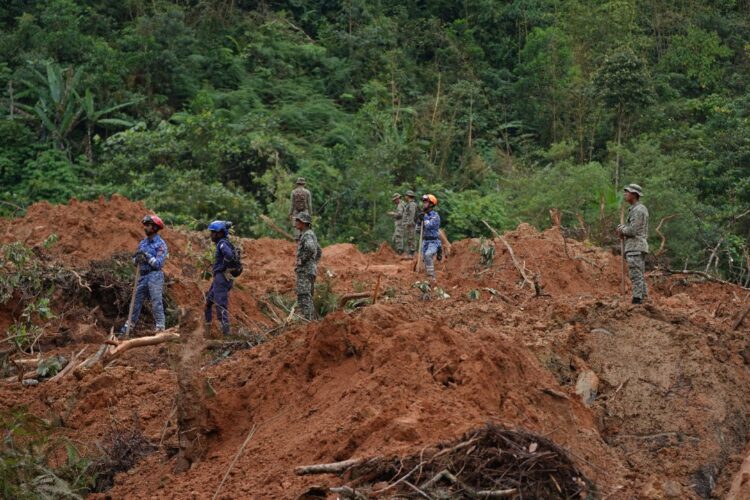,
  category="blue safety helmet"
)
[208,220,232,235]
